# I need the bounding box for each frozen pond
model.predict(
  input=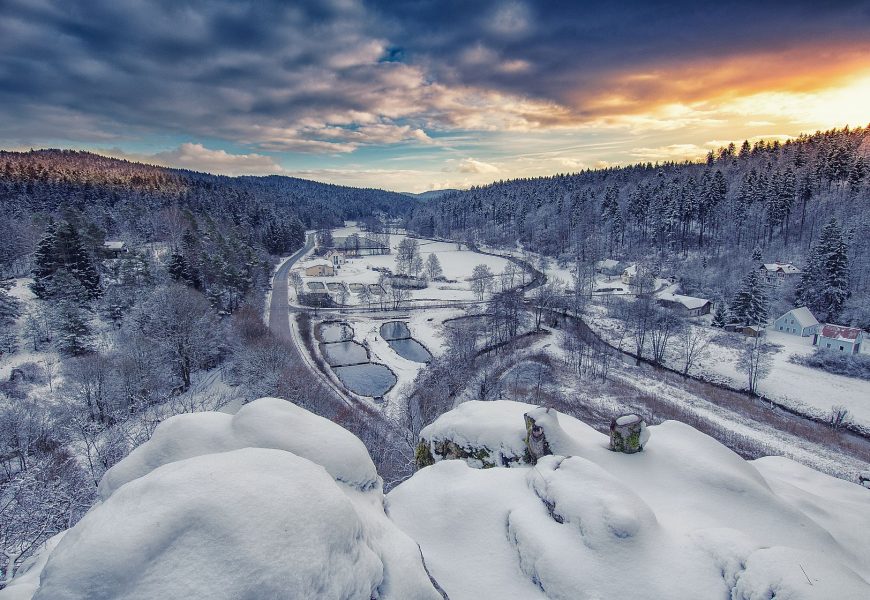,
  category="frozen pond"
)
[388,338,432,363]
[320,322,353,343]
[322,340,368,366]
[334,364,397,397]
[380,321,411,340]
